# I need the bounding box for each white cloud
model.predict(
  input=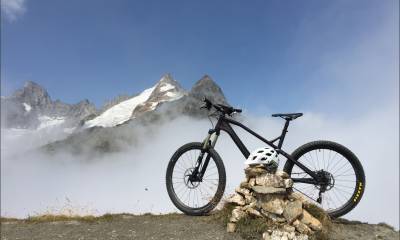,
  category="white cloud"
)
[1,109,398,228]
[1,0,26,22]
